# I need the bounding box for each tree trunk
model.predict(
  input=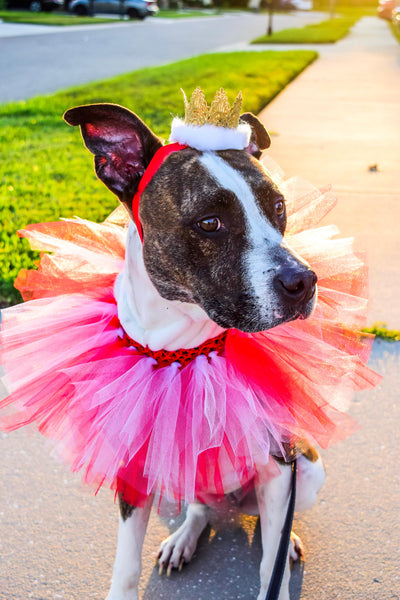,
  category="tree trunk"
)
[267,4,274,36]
